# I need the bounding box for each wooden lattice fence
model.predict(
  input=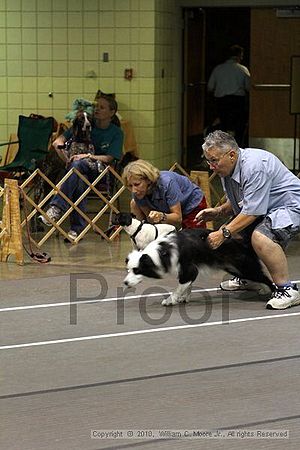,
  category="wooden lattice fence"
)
[0,162,225,263]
